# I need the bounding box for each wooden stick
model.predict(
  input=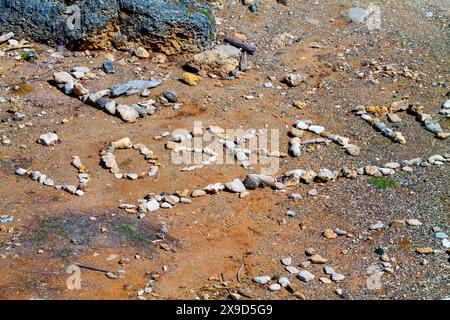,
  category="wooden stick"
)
[224,35,256,54]
[239,51,248,71]
[76,263,112,273]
